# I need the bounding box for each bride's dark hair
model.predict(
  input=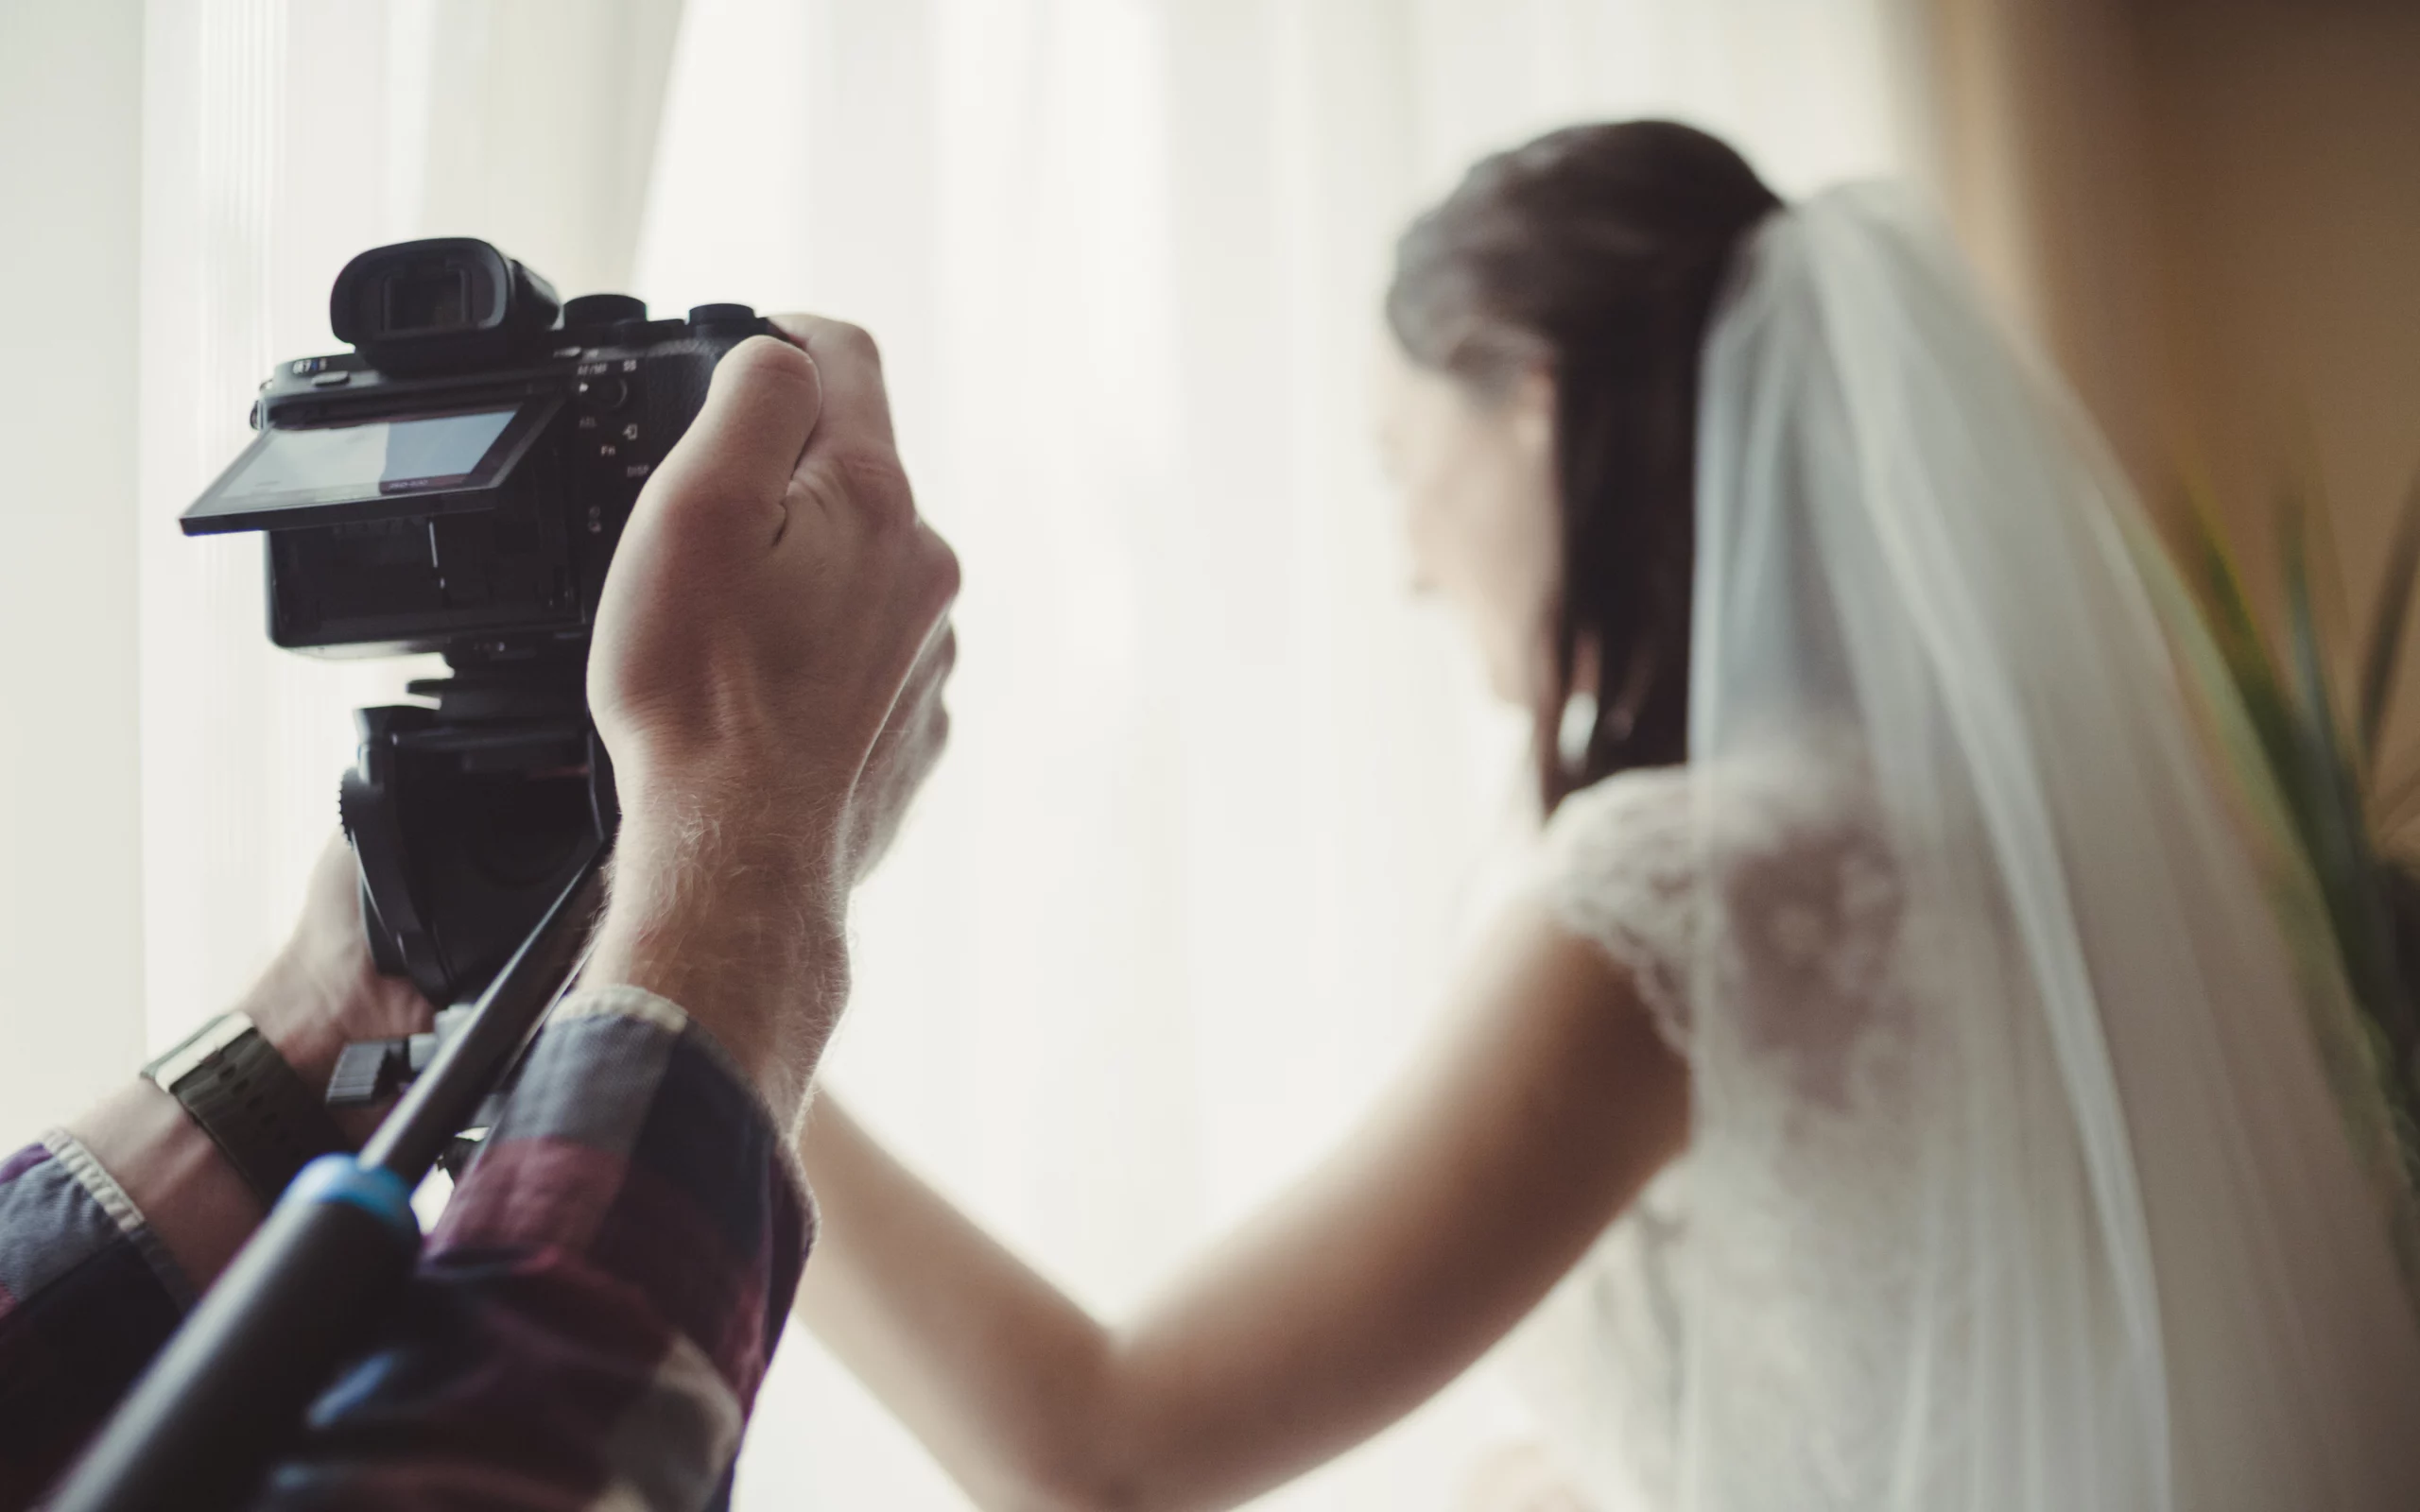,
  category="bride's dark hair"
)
[1386,120,1779,811]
